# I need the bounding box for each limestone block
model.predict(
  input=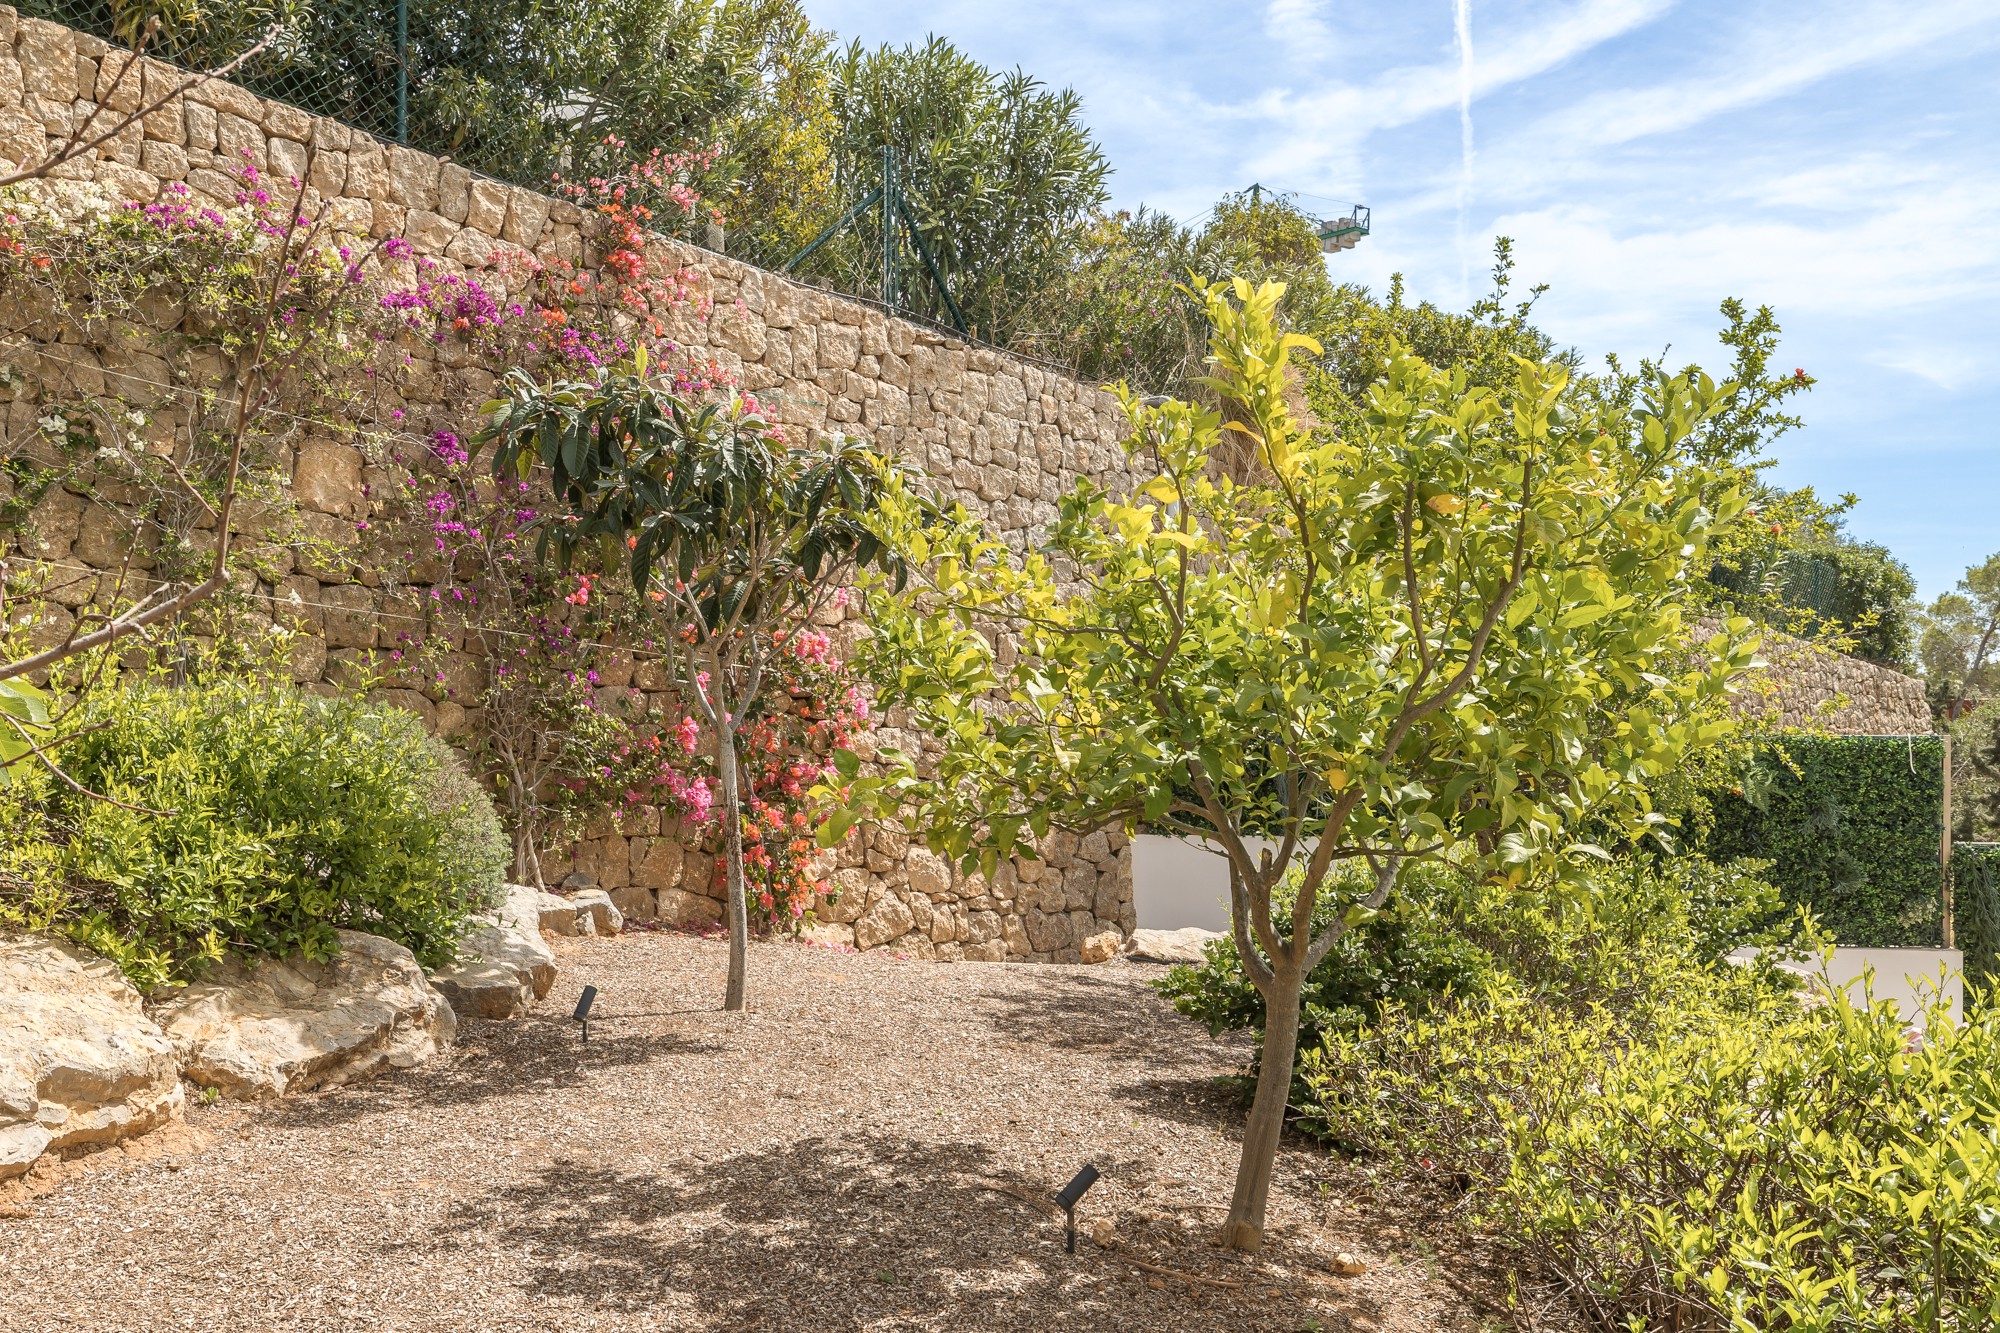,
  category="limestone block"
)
[313,583,373,649]
[404,208,458,254]
[345,141,388,200]
[566,889,624,936]
[267,135,307,185]
[139,138,187,179]
[463,176,508,235]
[501,188,550,247]
[1002,915,1032,957]
[623,832,679,888]
[437,161,472,222]
[1093,871,1126,926]
[0,935,184,1180]
[852,893,916,950]
[18,21,77,106]
[291,440,363,516]
[214,110,265,171]
[388,144,439,210]
[444,226,500,267]
[1025,908,1070,953]
[155,930,456,1100]
[609,885,657,922]
[658,889,723,926]
[1123,927,1225,965]
[1079,930,1121,964]
[90,47,139,111]
[430,885,557,1022]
